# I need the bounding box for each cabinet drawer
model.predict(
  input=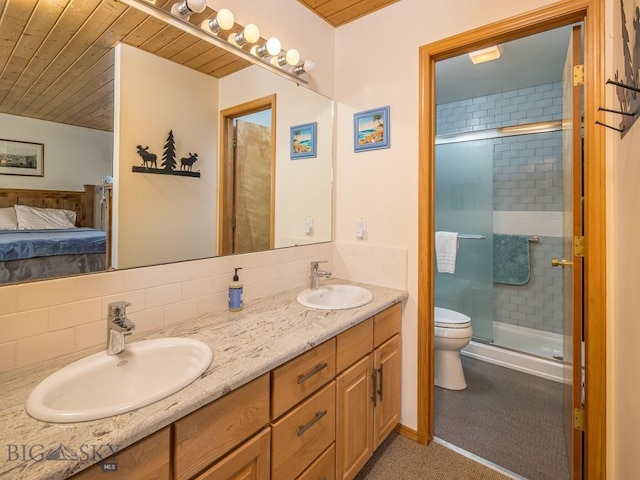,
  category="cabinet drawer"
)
[194,428,270,480]
[71,427,170,480]
[373,303,402,348]
[173,374,270,480]
[336,318,373,373]
[271,339,336,418]
[271,381,336,480]
[298,443,335,480]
